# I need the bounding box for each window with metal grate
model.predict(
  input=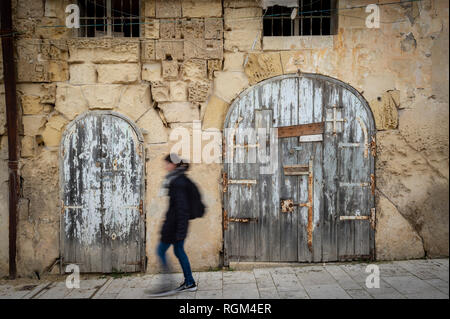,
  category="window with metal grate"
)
[78,0,140,37]
[263,0,338,36]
